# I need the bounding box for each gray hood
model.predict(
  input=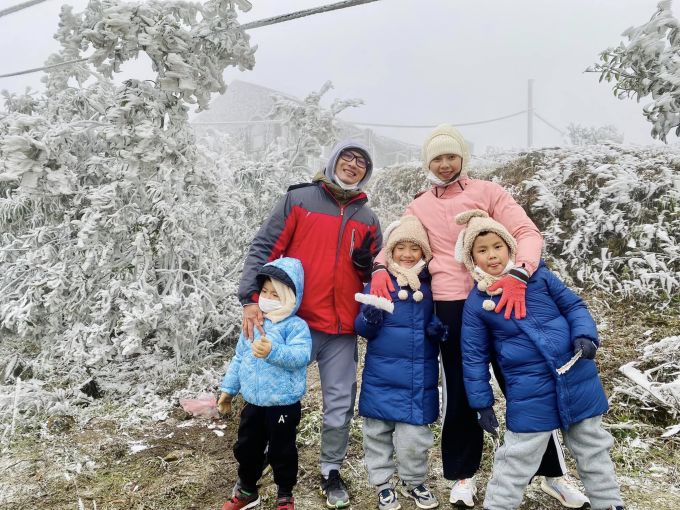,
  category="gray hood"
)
[323,139,373,189]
